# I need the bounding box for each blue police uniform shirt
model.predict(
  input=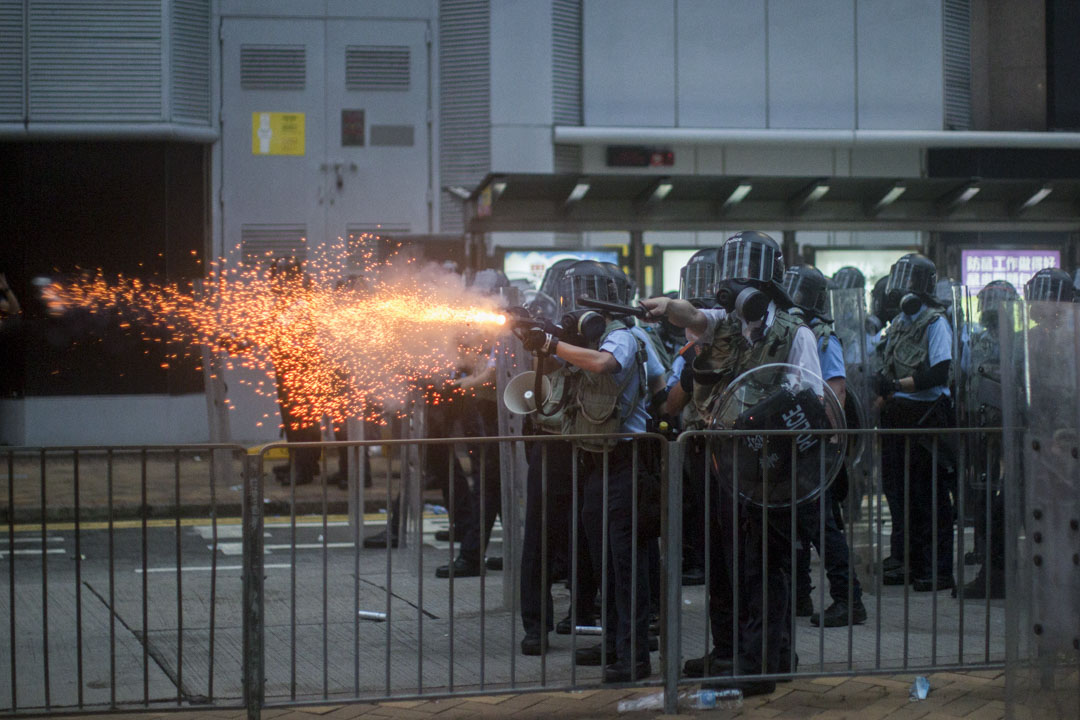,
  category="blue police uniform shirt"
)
[892,307,952,402]
[629,325,667,384]
[667,353,686,391]
[810,320,846,382]
[600,326,649,434]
